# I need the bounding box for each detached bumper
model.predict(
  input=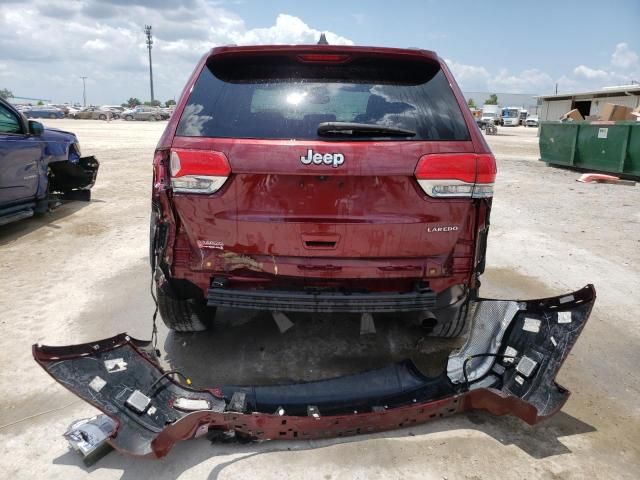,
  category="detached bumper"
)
[33,285,595,459]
